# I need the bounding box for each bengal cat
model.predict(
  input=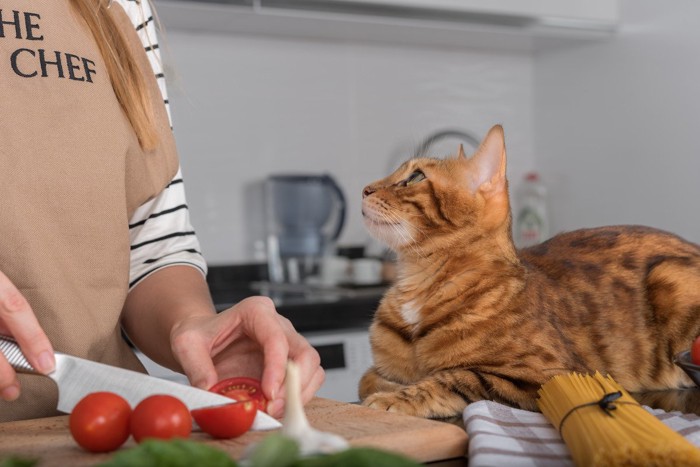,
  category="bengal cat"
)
[358,125,700,419]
